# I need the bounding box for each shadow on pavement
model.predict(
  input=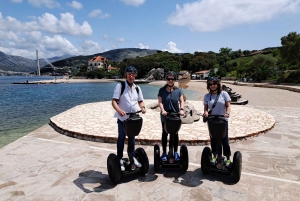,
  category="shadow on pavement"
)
[73,170,115,193]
